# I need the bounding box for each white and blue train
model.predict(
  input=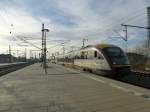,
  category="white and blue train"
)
[55,44,131,77]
